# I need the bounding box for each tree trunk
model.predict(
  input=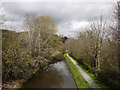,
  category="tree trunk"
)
[117,1,120,70]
